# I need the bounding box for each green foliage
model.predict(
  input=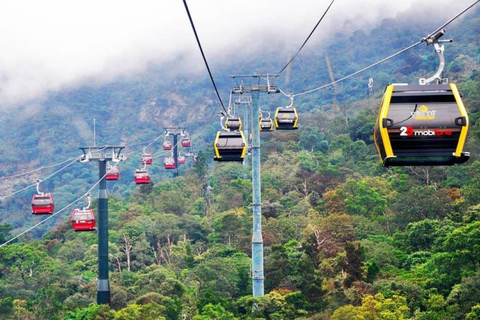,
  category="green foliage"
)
[0,223,13,243]
[1,7,480,319]
[466,304,480,320]
[299,127,329,152]
[331,294,410,320]
[193,303,236,320]
[65,303,115,320]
